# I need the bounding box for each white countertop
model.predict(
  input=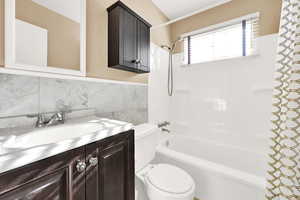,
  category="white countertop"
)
[0,117,133,174]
